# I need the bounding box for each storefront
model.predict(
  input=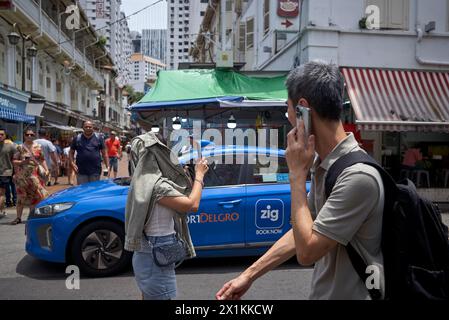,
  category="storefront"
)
[342,67,449,201]
[39,102,85,148]
[0,85,35,143]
